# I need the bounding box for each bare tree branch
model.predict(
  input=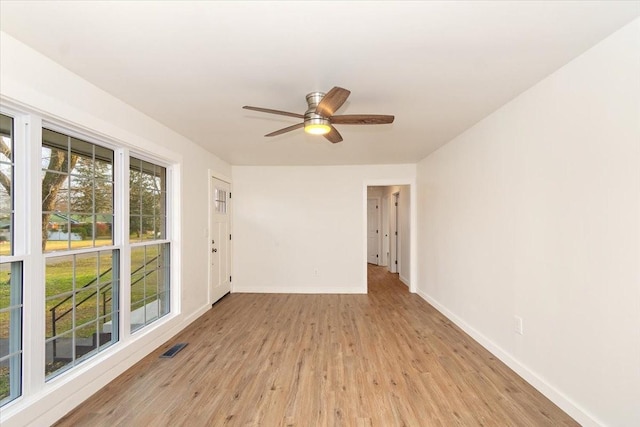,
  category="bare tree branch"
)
[0,172,10,196]
[0,138,11,196]
[0,138,11,161]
